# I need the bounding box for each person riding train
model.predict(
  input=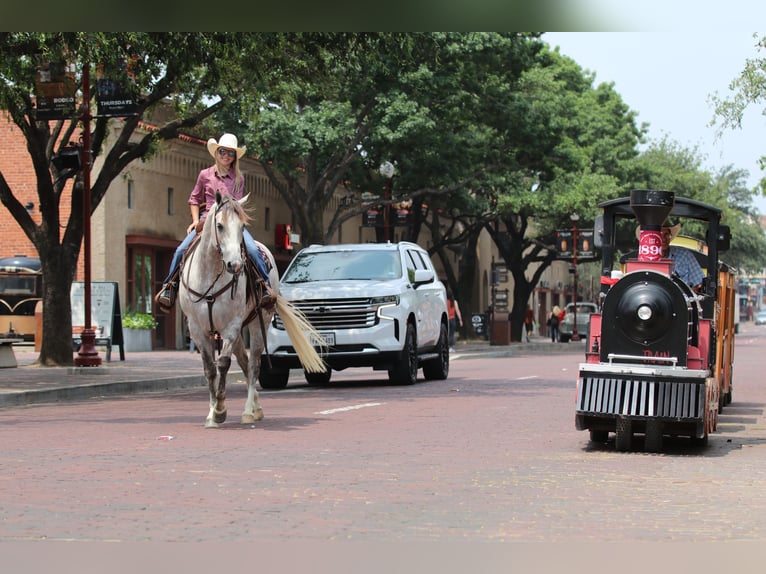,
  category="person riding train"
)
[660,222,705,291]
